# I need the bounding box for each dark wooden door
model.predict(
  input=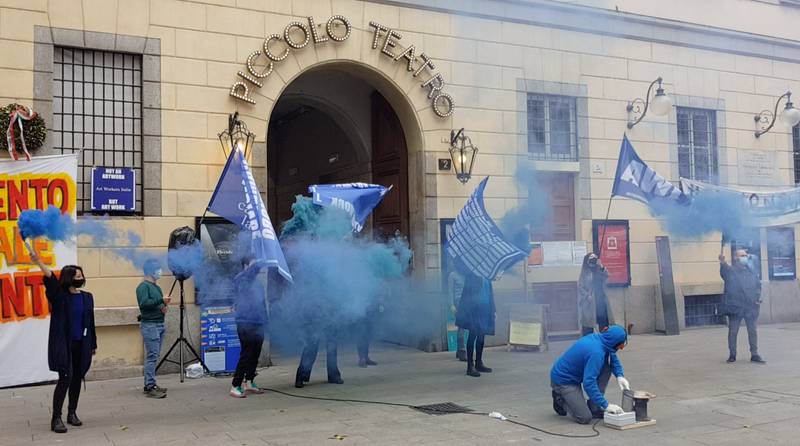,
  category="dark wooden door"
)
[531,282,579,332]
[371,92,409,240]
[530,173,575,241]
[529,173,578,332]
